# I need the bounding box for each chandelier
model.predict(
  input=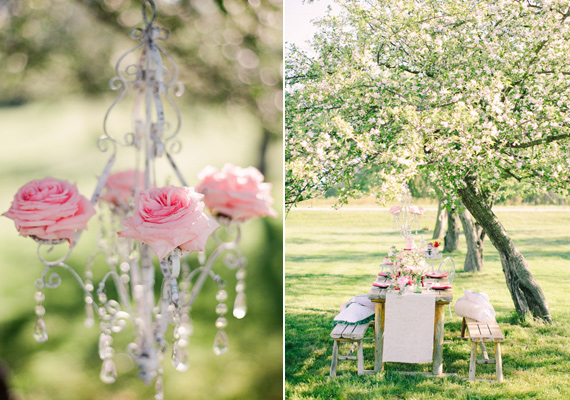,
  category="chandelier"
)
[2,1,277,398]
[389,186,424,241]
